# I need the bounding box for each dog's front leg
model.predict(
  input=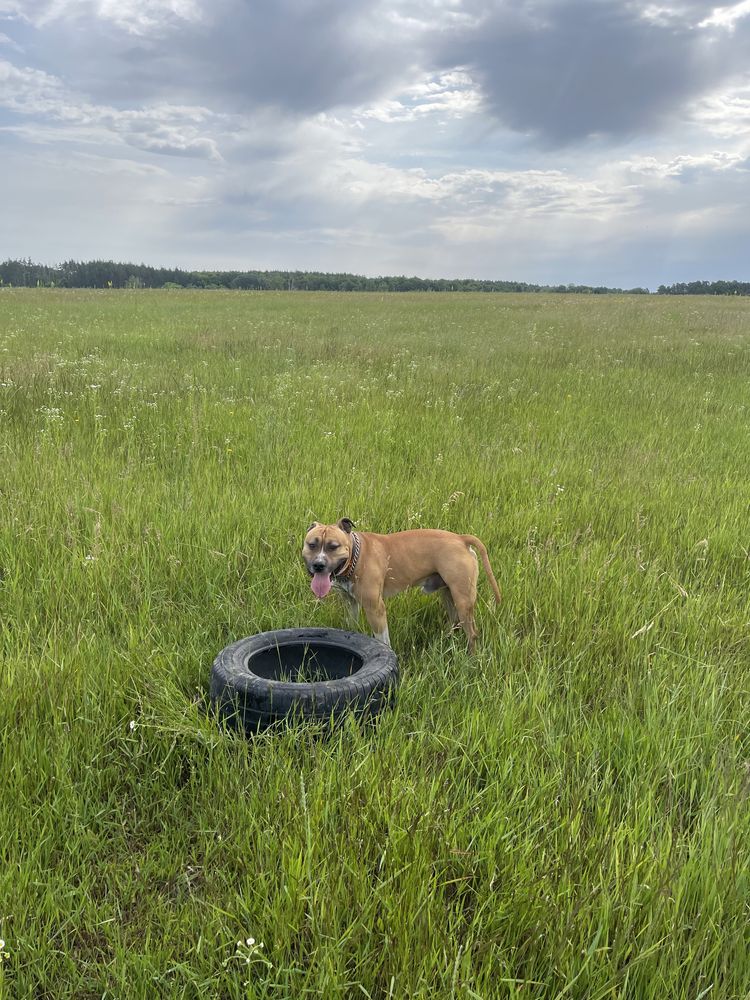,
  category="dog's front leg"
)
[341,592,360,627]
[361,590,390,647]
